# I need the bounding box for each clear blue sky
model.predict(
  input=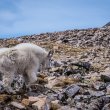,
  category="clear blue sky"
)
[0,0,110,38]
